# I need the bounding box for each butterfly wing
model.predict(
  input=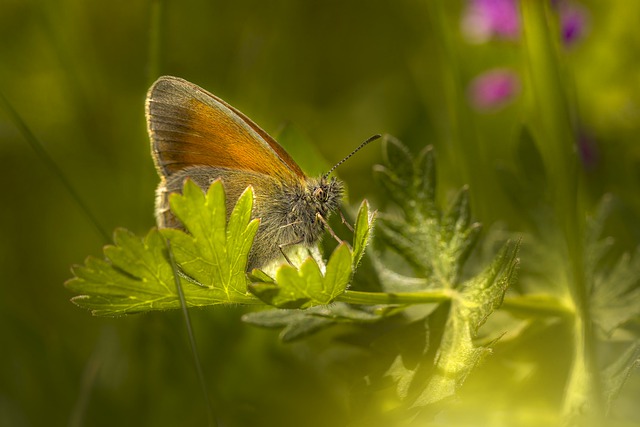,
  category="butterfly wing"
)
[146,76,306,182]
